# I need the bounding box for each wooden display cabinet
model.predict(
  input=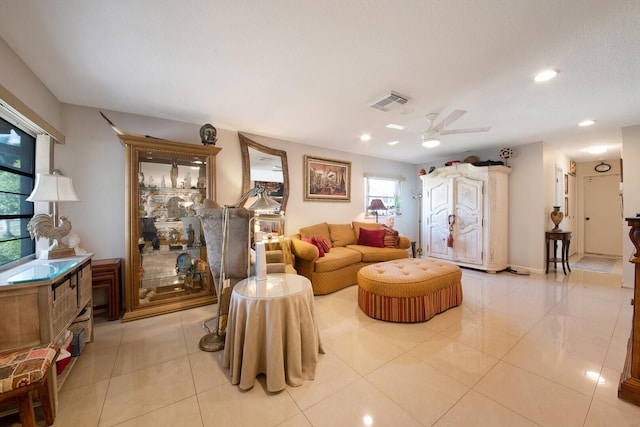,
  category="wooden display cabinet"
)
[119,135,221,321]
